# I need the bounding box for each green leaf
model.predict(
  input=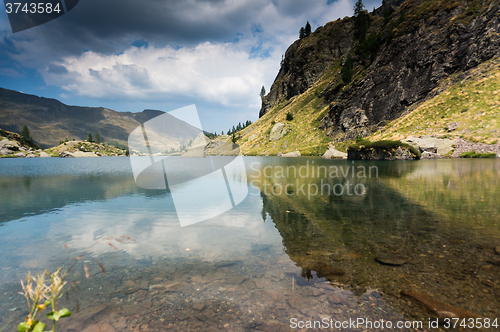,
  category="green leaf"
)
[44,301,50,307]
[32,322,46,332]
[58,308,71,318]
[46,311,60,321]
[17,322,29,332]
